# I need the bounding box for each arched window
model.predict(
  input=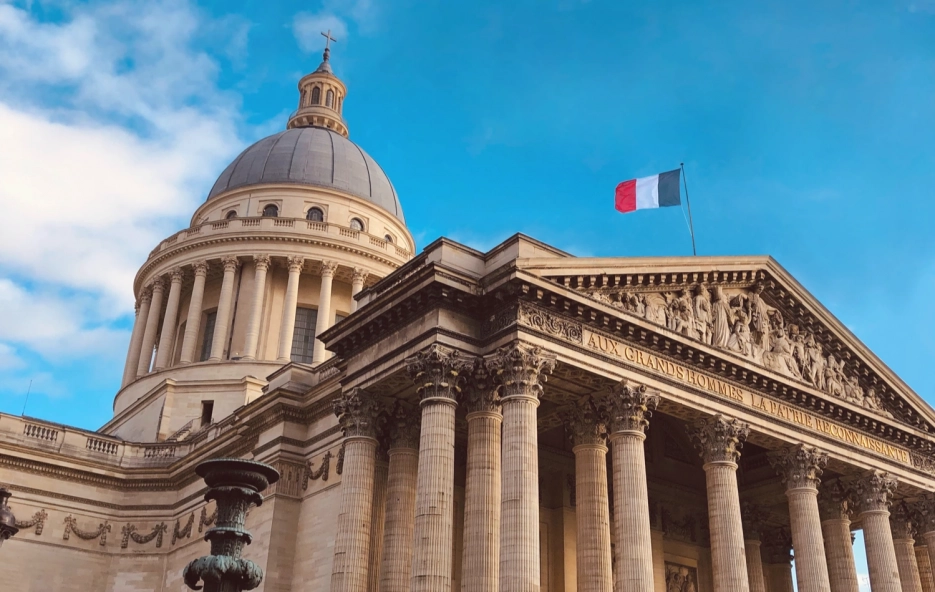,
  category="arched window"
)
[225,210,238,220]
[262,204,279,217]
[349,218,364,231]
[306,207,324,222]
[326,89,334,108]
[311,86,321,105]
[384,234,393,243]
